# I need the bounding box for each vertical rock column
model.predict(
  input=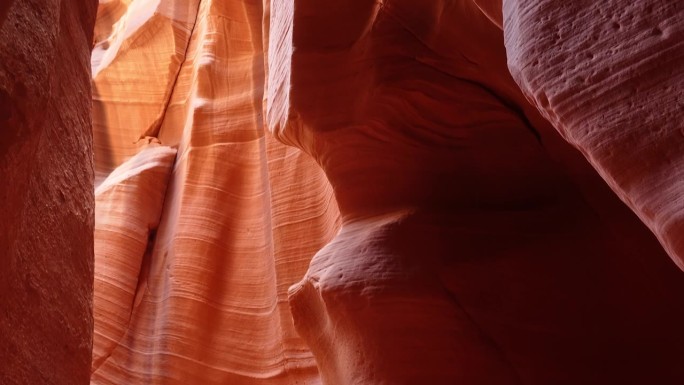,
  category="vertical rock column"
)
[0,0,98,384]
